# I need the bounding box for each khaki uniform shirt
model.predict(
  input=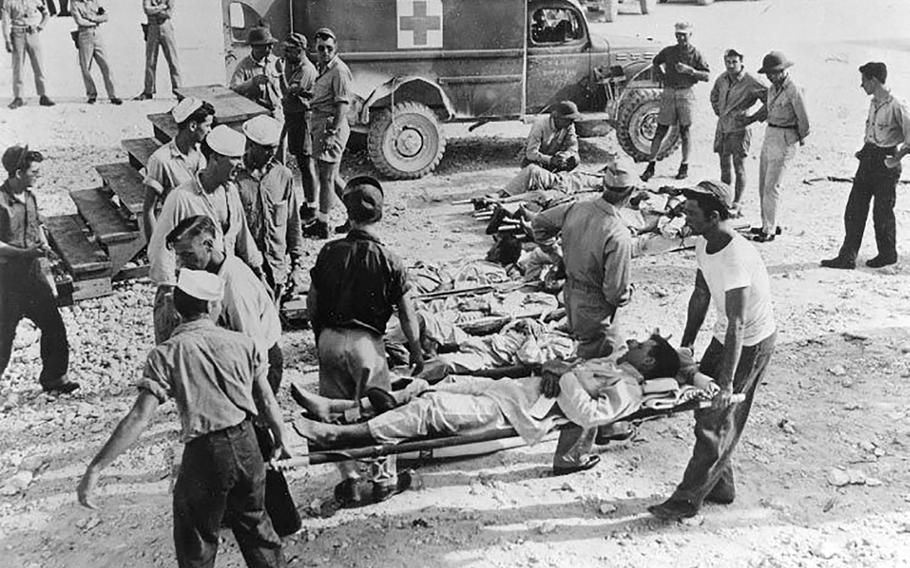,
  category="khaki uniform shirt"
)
[758,77,811,142]
[524,116,579,166]
[2,0,46,29]
[864,90,910,148]
[230,53,283,111]
[310,56,353,117]
[138,318,265,443]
